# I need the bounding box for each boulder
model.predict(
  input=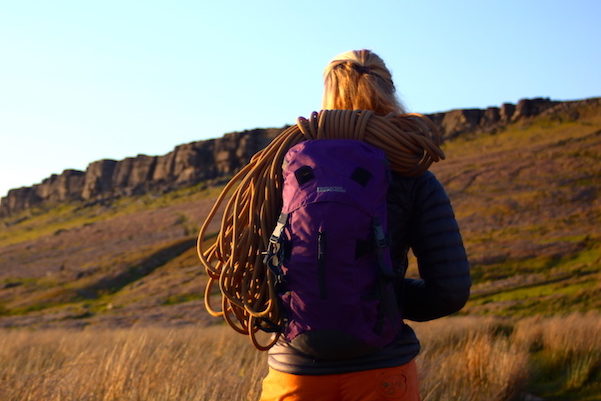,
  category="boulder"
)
[480,107,501,127]
[512,98,557,121]
[82,160,118,200]
[0,187,42,215]
[439,109,484,138]
[152,151,177,184]
[113,155,157,195]
[36,170,85,202]
[173,141,216,185]
[500,103,516,122]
